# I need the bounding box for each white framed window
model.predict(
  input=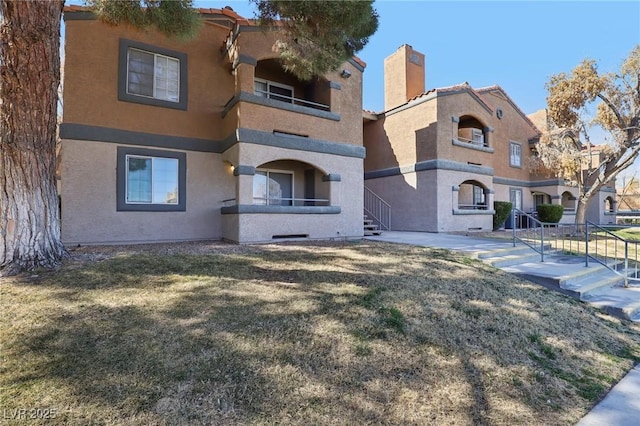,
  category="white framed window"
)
[117,147,186,212]
[127,48,180,102]
[254,78,294,104]
[126,155,179,205]
[510,188,523,210]
[253,169,294,206]
[510,142,522,167]
[471,128,485,146]
[473,185,485,206]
